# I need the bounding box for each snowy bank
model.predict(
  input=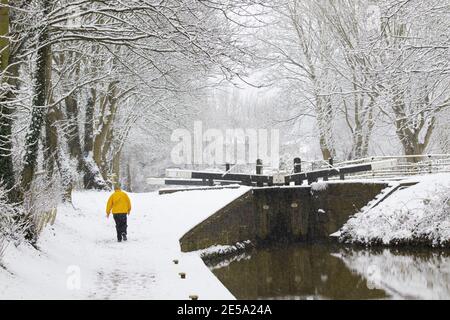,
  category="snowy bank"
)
[196,240,253,261]
[339,174,450,247]
[0,187,249,300]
